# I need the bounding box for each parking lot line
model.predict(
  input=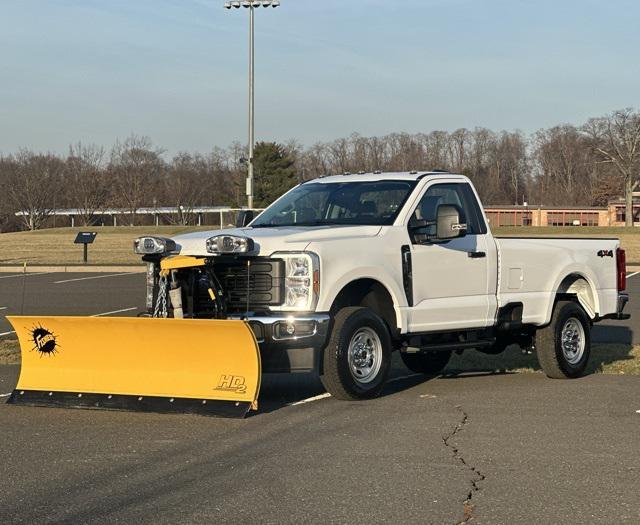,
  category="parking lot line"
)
[627,271,640,279]
[91,307,138,317]
[0,307,7,311]
[0,331,16,337]
[54,273,139,284]
[0,272,50,280]
[288,393,331,406]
